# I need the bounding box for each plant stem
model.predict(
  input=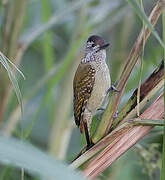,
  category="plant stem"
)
[41,0,55,71]
[83,93,164,178]
[7,0,27,60]
[128,118,164,126]
[137,0,144,116]
[111,60,164,129]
